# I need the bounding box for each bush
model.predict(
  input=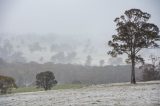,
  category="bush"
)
[140,64,160,81]
[0,75,17,94]
[36,71,57,90]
